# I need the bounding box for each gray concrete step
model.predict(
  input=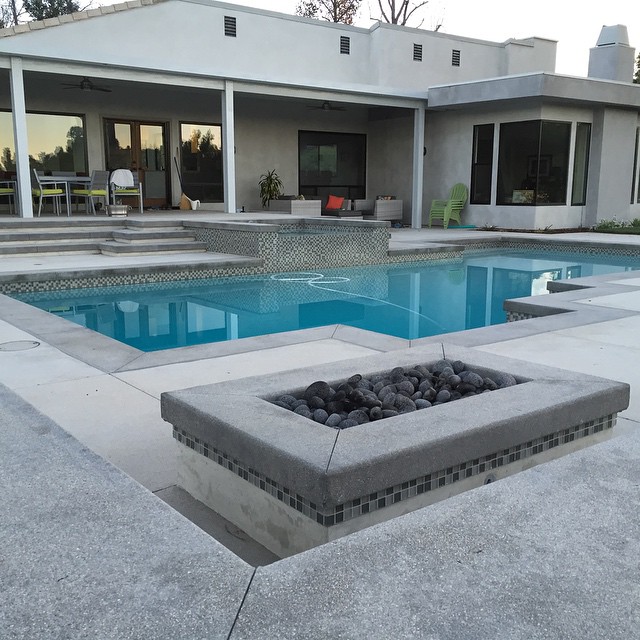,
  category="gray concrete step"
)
[0,218,123,230]
[125,219,185,229]
[0,241,101,255]
[99,240,207,256]
[0,228,115,243]
[112,229,197,243]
